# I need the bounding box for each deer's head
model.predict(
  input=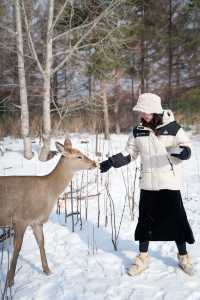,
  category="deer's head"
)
[55,138,97,171]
